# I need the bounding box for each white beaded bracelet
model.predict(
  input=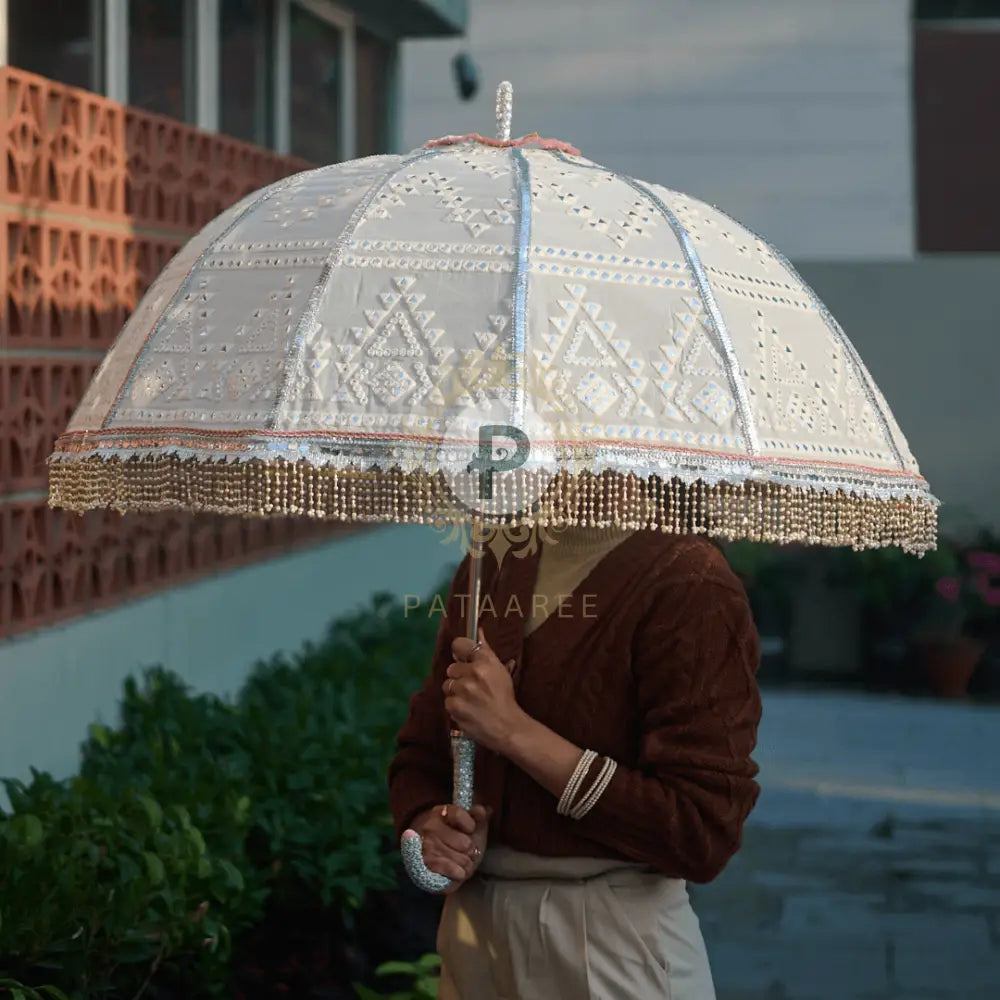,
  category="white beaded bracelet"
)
[557,749,597,816]
[569,756,618,820]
